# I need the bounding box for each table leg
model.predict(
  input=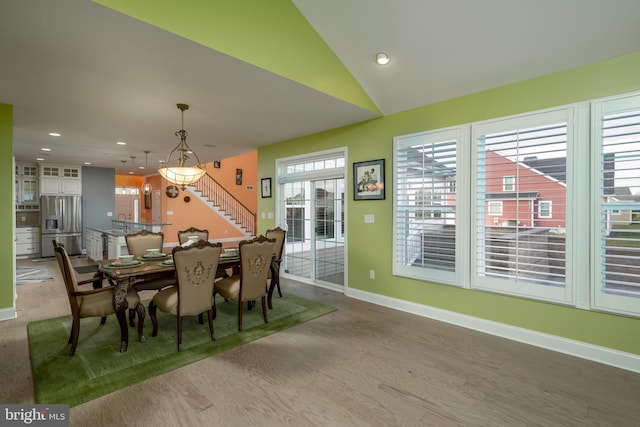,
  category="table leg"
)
[112,279,131,352]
